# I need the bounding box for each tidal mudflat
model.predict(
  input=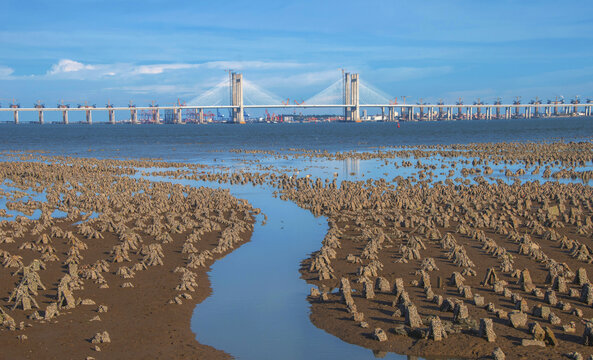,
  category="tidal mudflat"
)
[1,123,593,359]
